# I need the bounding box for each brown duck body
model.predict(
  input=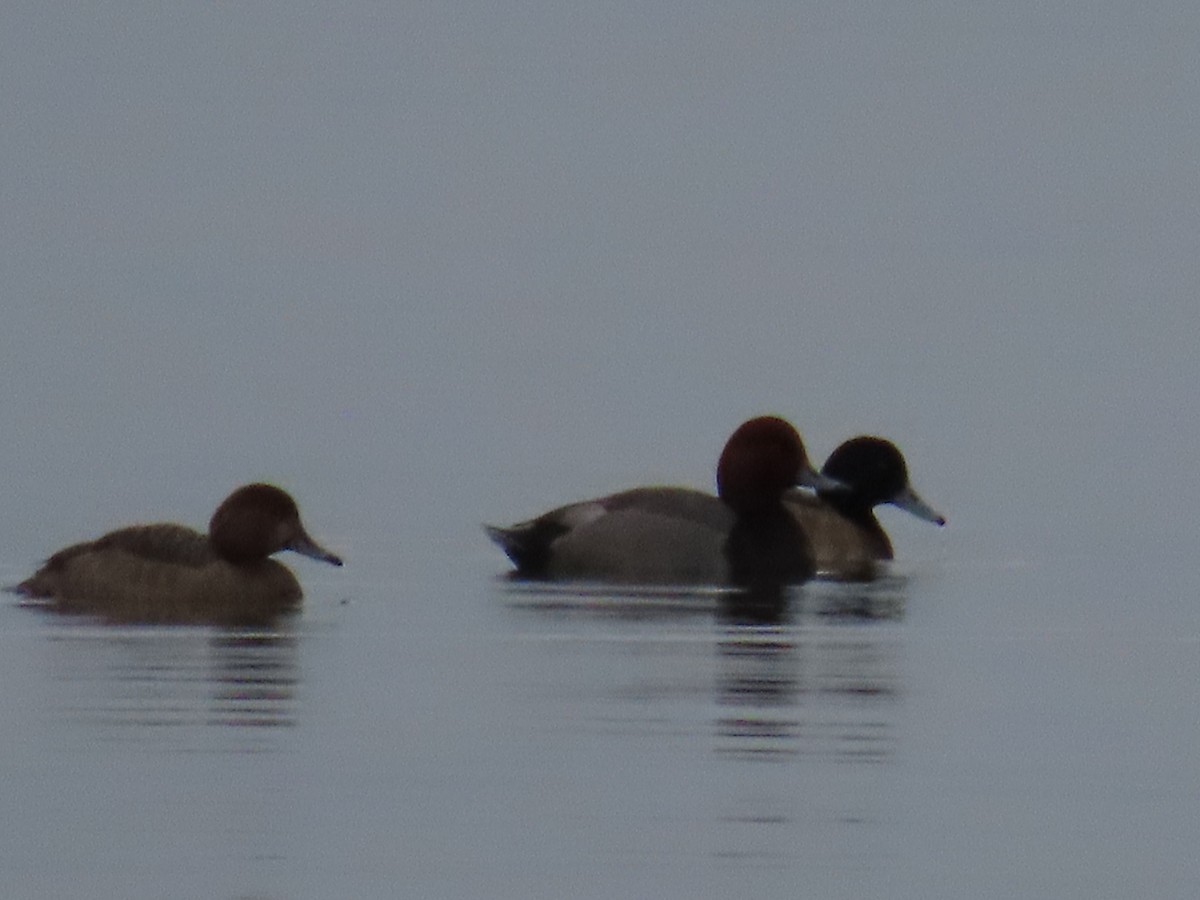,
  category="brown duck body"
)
[15,484,341,625]
[785,492,894,581]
